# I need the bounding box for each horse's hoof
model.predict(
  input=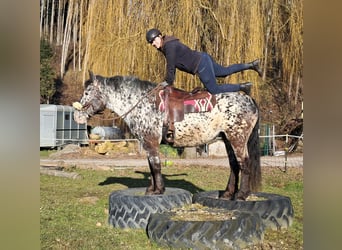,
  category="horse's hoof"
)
[219,191,234,200]
[145,187,155,195]
[153,190,164,195]
[145,189,164,195]
[236,191,249,201]
[236,196,246,201]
